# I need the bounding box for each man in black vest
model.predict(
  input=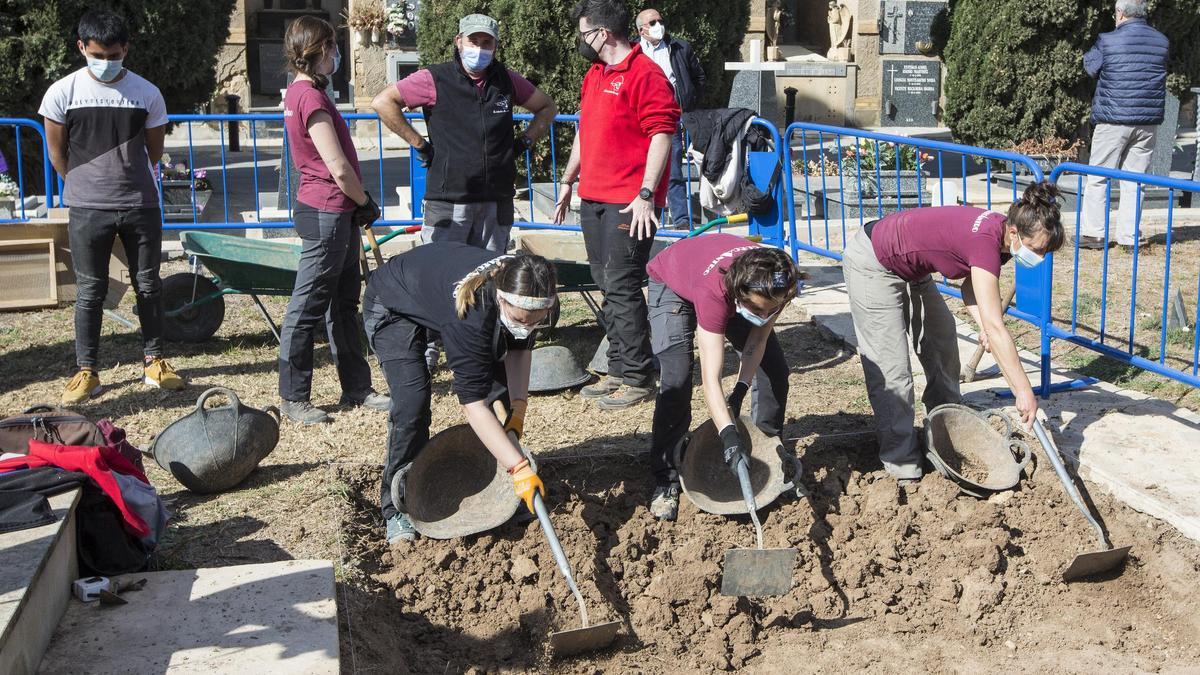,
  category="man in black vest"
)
[372,13,557,253]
